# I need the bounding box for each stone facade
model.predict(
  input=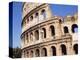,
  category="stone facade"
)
[21,3,78,58]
